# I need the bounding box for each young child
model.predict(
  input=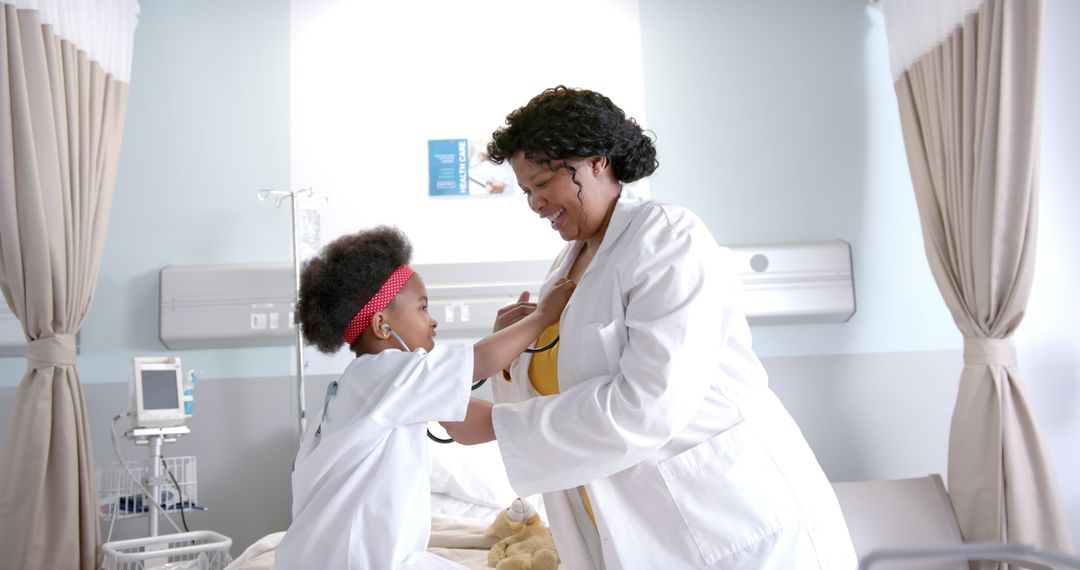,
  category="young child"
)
[275,226,573,570]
